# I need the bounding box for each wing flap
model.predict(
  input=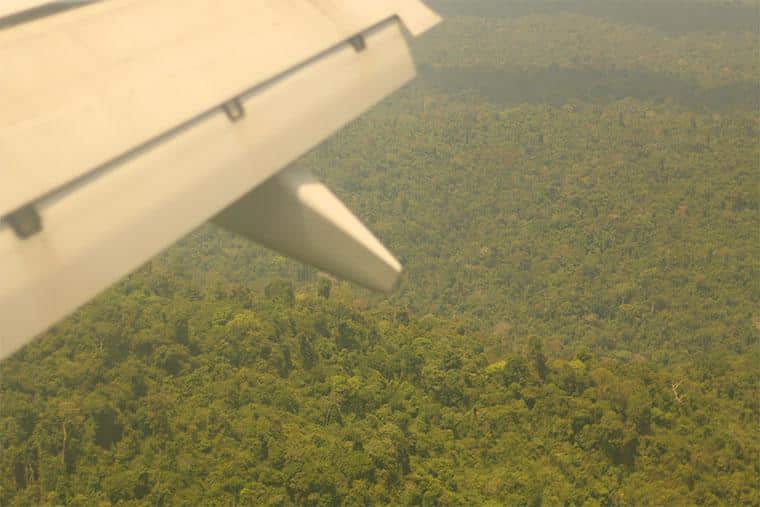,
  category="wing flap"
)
[0,0,440,216]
